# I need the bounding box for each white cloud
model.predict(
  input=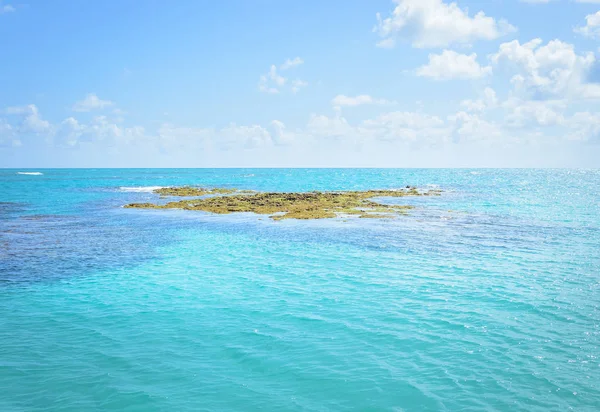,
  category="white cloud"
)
[270,120,296,145]
[374,0,516,49]
[158,123,275,150]
[307,112,356,139]
[575,0,600,3]
[574,11,600,39]
[4,105,132,147]
[54,117,84,147]
[86,116,124,141]
[220,124,272,149]
[5,105,33,115]
[259,60,307,94]
[72,93,114,112]
[49,115,145,148]
[0,118,18,147]
[305,109,450,145]
[280,57,304,70]
[331,94,394,107]
[258,76,280,94]
[291,79,308,94]
[269,65,285,86]
[362,111,448,143]
[460,87,498,112]
[519,0,553,3]
[5,104,51,134]
[156,124,212,151]
[2,101,291,151]
[258,65,287,94]
[5,83,600,161]
[491,38,600,100]
[448,111,504,143]
[565,112,600,142]
[363,111,444,129]
[0,4,15,14]
[416,50,492,80]
[503,98,567,127]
